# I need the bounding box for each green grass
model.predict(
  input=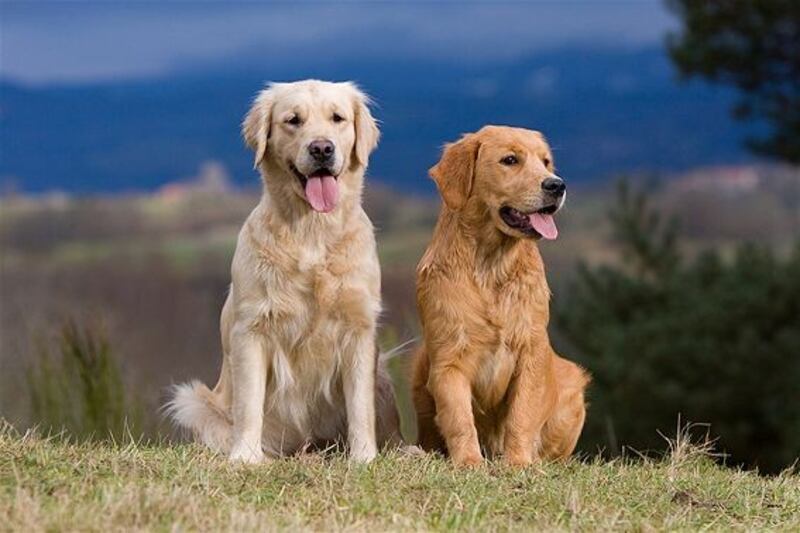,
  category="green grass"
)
[2,425,798,531]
